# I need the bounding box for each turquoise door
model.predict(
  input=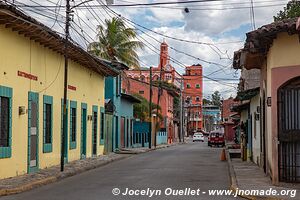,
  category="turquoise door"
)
[115,116,119,150]
[28,92,39,173]
[81,104,87,159]
[61,99,68,163]
[92,106,98,156]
